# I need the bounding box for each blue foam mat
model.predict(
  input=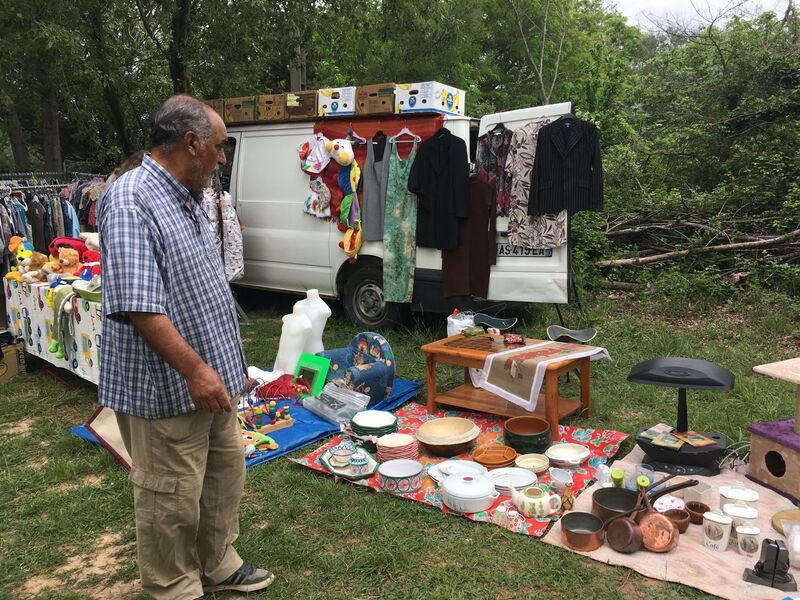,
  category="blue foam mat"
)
[68,378,422,469]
